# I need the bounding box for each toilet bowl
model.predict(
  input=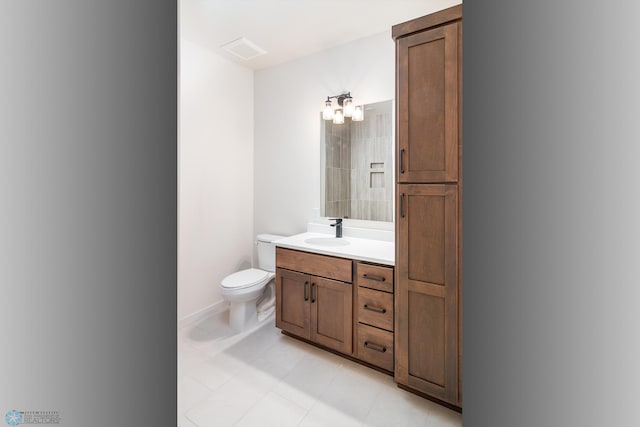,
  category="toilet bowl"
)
[220,234,284,331]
